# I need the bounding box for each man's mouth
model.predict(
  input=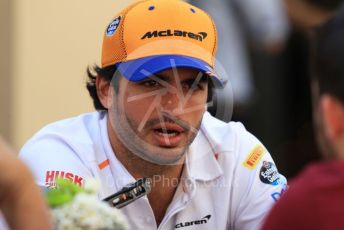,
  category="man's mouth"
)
[151,123,185,146]
[154,128,180,137]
